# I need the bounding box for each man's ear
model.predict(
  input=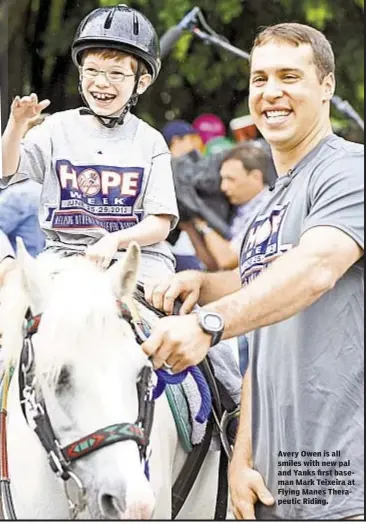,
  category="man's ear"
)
[322,72,336,102]
[249,169,264,183]
[136,74,152,95]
